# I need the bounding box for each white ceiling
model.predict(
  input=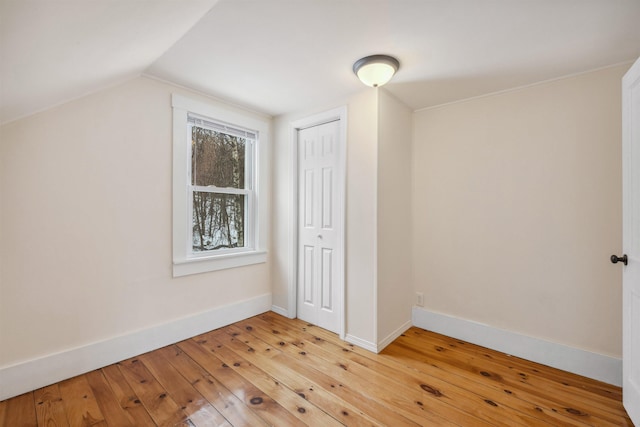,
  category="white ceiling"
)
[2,0,640,124]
